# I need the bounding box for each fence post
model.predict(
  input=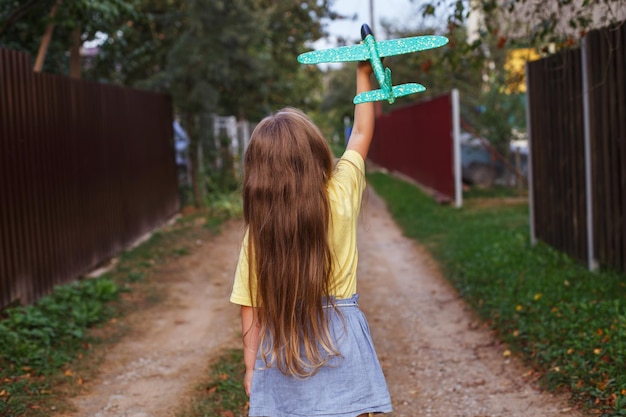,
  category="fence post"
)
[451,88,462,208]
[525,62,537,246]
[581,36,599,271]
